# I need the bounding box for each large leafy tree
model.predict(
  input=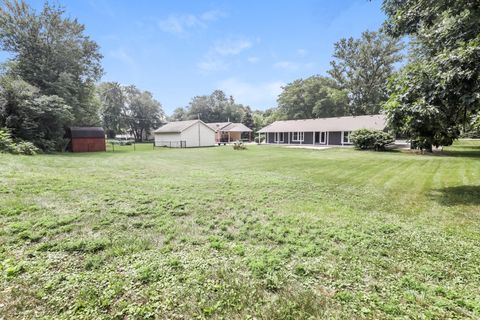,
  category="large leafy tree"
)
[277,76,349,119]
[98,83,164,141]
[178,90,248,123]
[124,86,164,141]
[98,82,127,138]
[328,31,404,115]
[0,0,102,125]
[0,76,73,150]
[383,0,480,150]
